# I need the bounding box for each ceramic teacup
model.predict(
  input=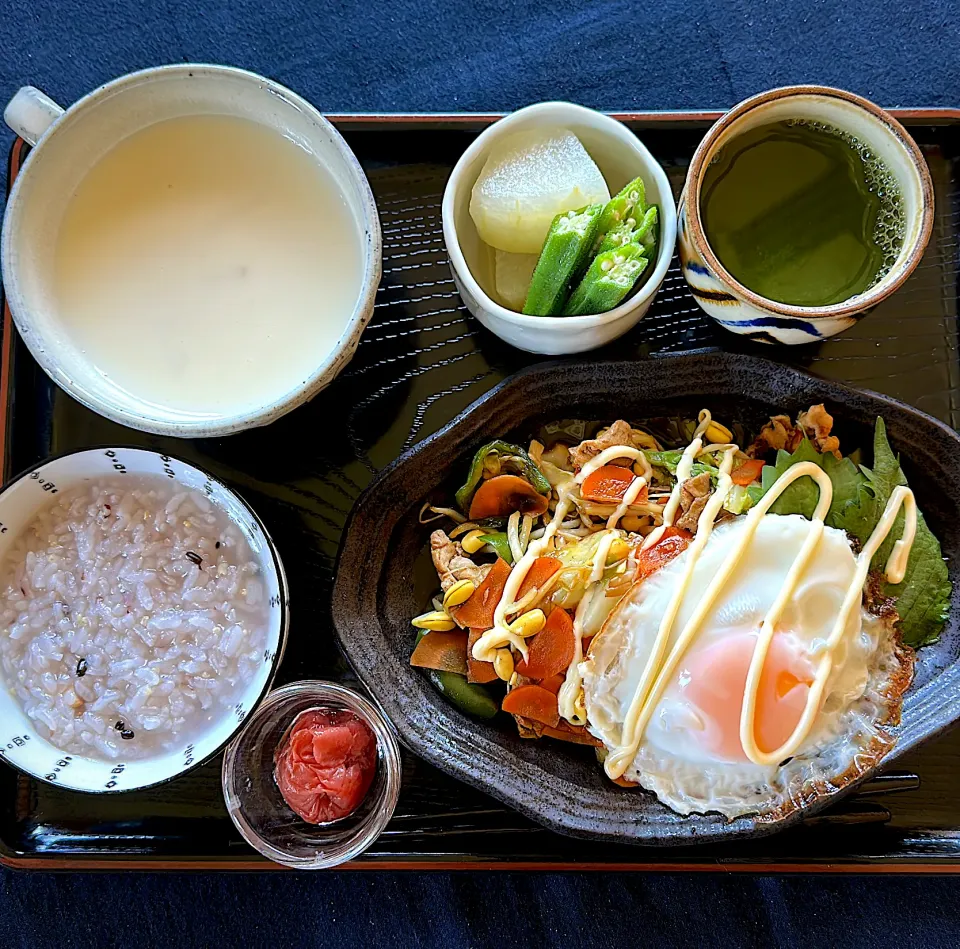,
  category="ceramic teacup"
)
[678,85,933,345]
[1,65,382,437]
